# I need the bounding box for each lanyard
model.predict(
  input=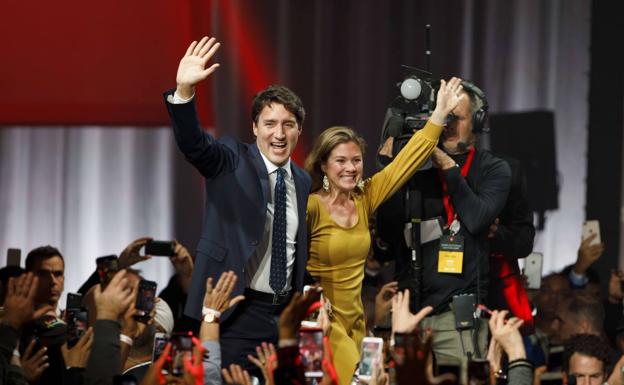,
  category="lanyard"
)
[438,147,475,226]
